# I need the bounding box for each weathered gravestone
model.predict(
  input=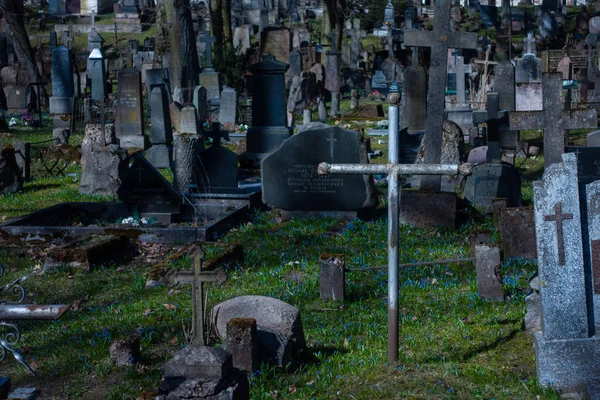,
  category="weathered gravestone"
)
[117,156,181,224]
[260,28,292,63]
[500,207,537,259]
[262,126,377,213]
[50,45,74,114]
[401,67,427,134]
[463,164,522,211]
[219,87,237,127]
[7,87,28,112]
[495,60,516,112]
[116,69,149,149]
[510,73,597,168]
[532,153,600,392]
